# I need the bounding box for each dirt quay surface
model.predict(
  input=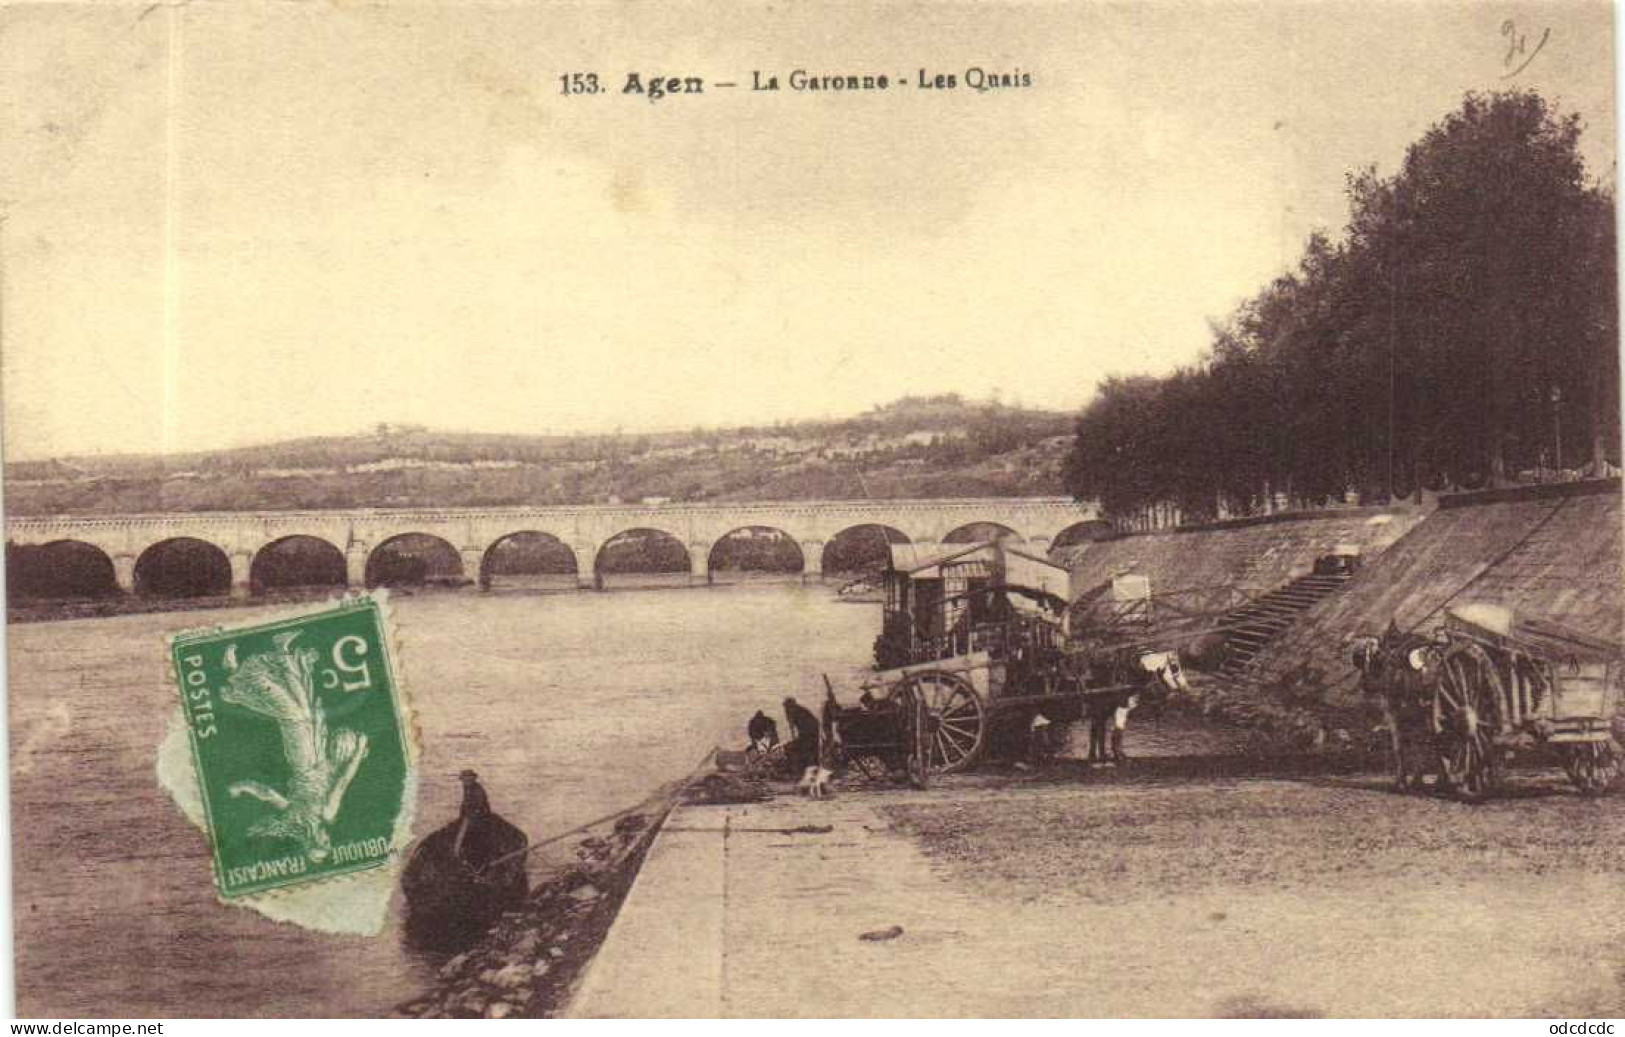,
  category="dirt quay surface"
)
[882,764,1625,1017]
